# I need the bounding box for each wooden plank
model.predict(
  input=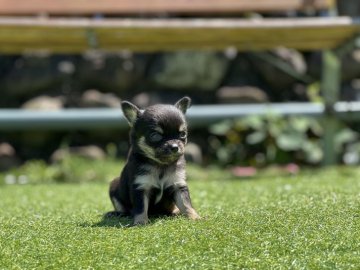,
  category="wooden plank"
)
[1,16,355,29]
[0,42,343,54]
[0,27,352,45]
[0,17,358,53]
[0,0,332,15]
